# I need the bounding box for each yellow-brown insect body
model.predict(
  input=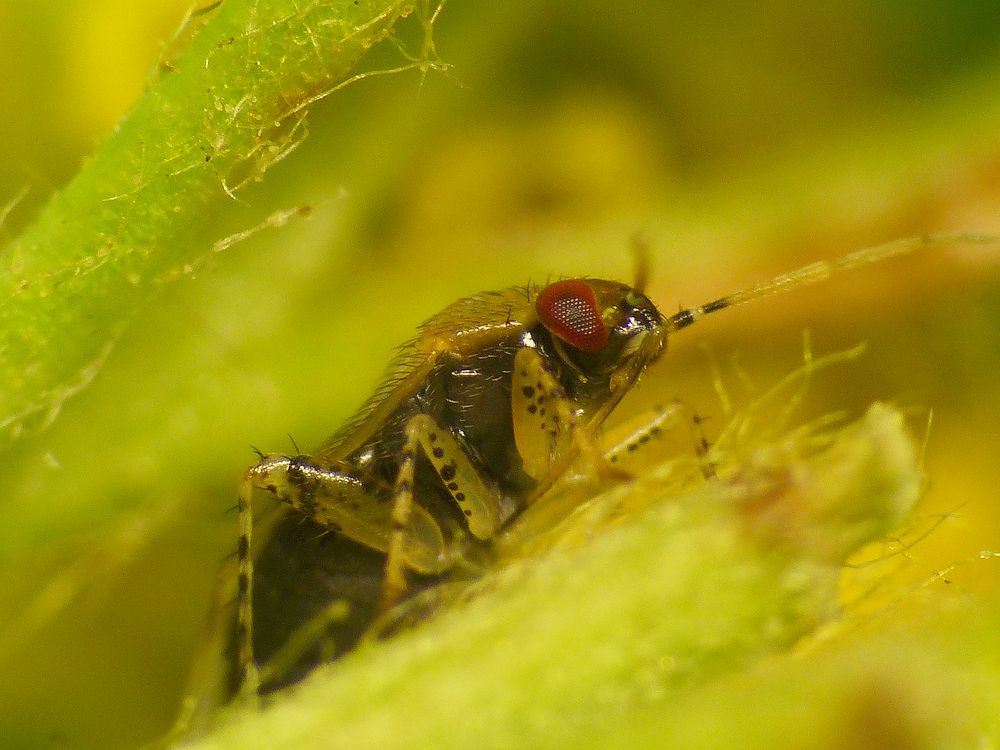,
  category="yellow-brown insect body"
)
[233,278,668,696]
[213,233,996,704]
